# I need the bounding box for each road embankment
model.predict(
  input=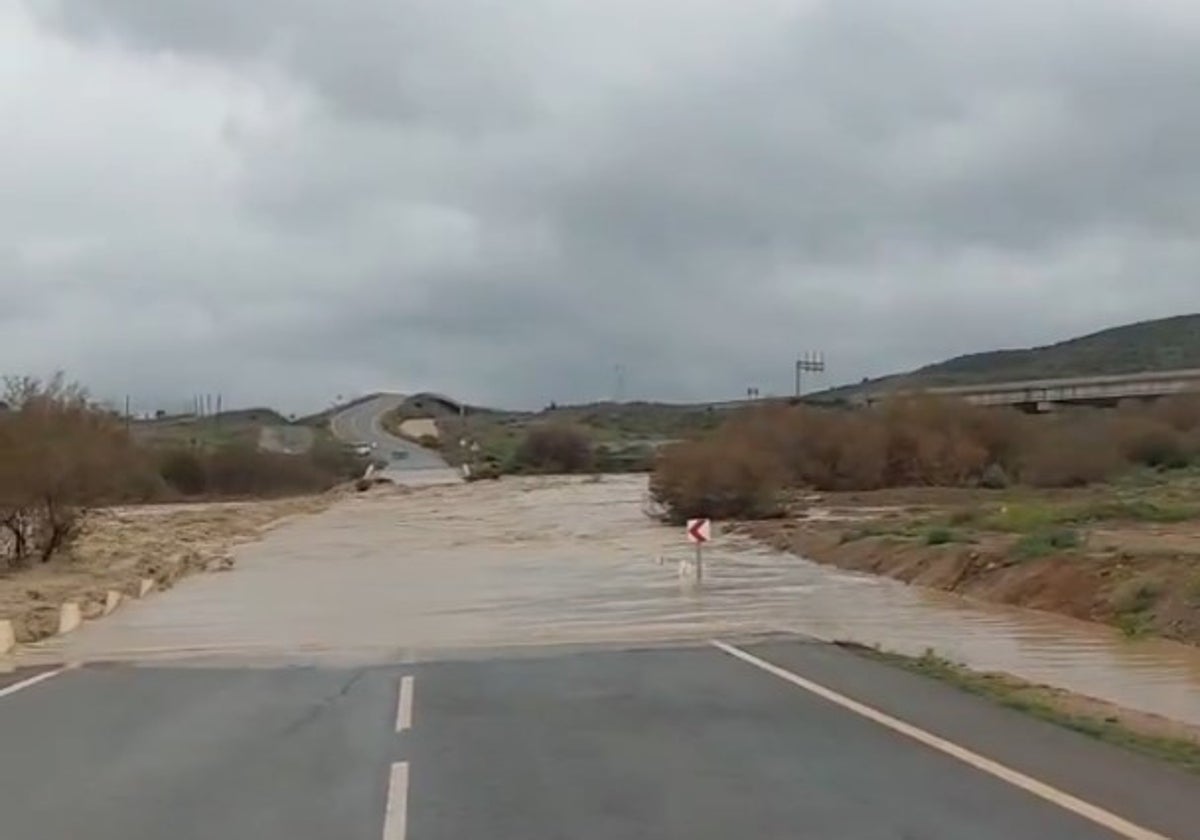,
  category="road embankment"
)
[736,489,1200,646]
[0,495,335,647]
